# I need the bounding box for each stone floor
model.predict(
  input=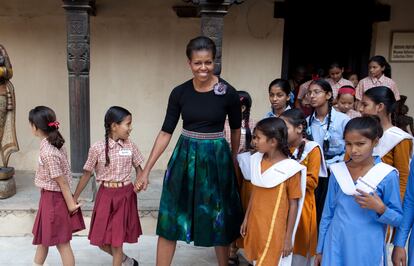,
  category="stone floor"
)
[0,171,404,265]
[0,235,251,266]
